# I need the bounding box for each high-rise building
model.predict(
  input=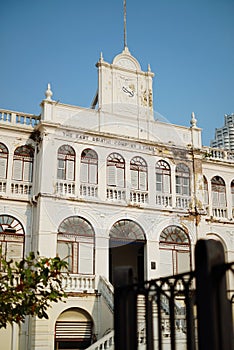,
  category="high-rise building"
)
[0,47,233,349]
[210,113,234,150]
